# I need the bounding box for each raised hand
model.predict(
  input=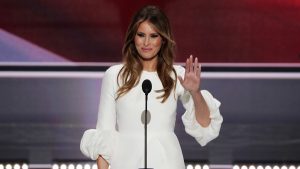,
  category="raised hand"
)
[178,55,201,94]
